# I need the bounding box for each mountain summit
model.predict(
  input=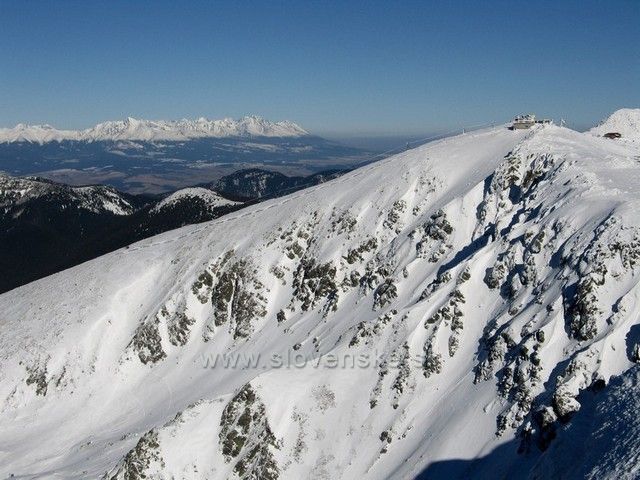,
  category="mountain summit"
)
[589,107,640,141]
[1,113,640,478]
[0,115,309,144]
